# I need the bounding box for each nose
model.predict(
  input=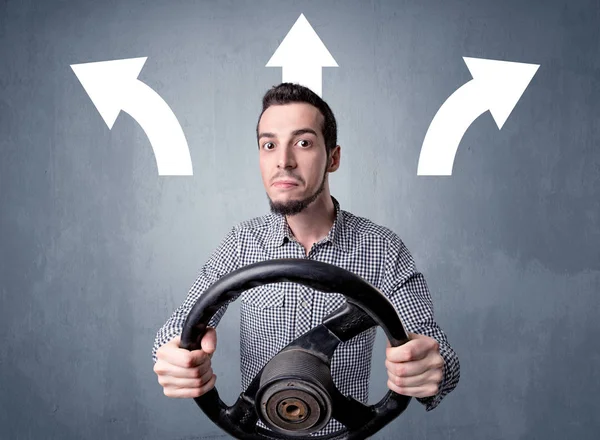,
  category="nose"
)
[277,144,296,169]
